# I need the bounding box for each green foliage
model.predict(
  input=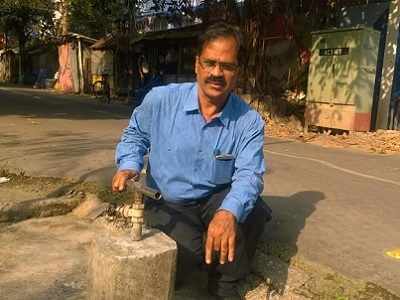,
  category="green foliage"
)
[68,0,194,38]
[69,0,146,38]
[69,0,118,37]
[0,0,55,41]
[0,0,55,82]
